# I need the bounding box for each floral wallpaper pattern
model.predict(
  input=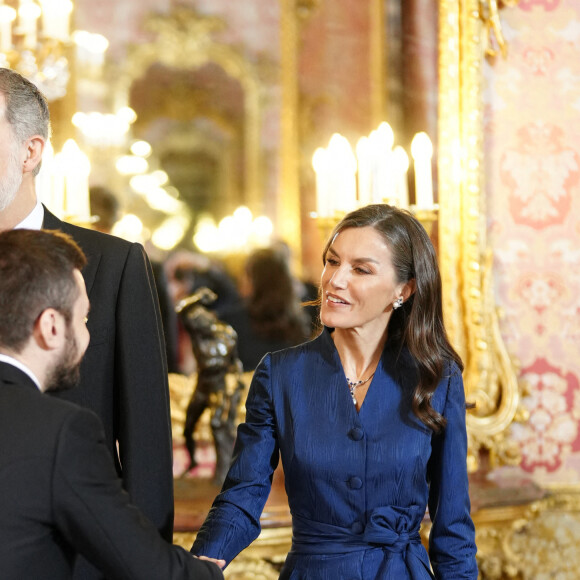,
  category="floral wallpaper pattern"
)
[485,0,580,484]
